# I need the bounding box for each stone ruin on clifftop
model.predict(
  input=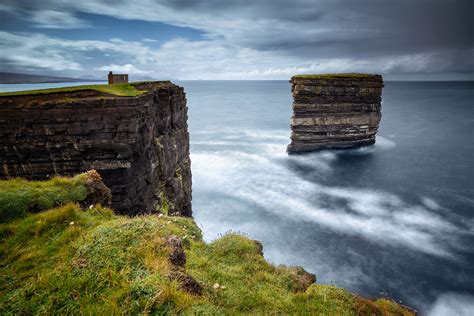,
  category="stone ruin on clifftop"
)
[287,74,384,153]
